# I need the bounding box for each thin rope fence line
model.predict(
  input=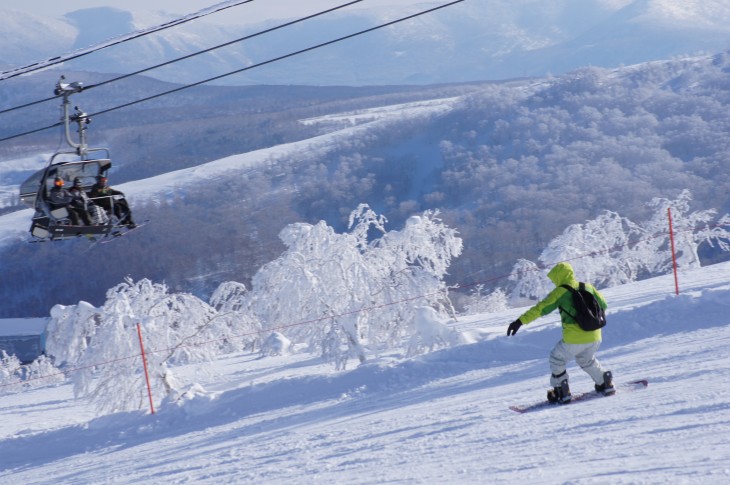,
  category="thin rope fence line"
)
[94,219,730,351]
[0,352,142,389]
[3,219,728,390]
